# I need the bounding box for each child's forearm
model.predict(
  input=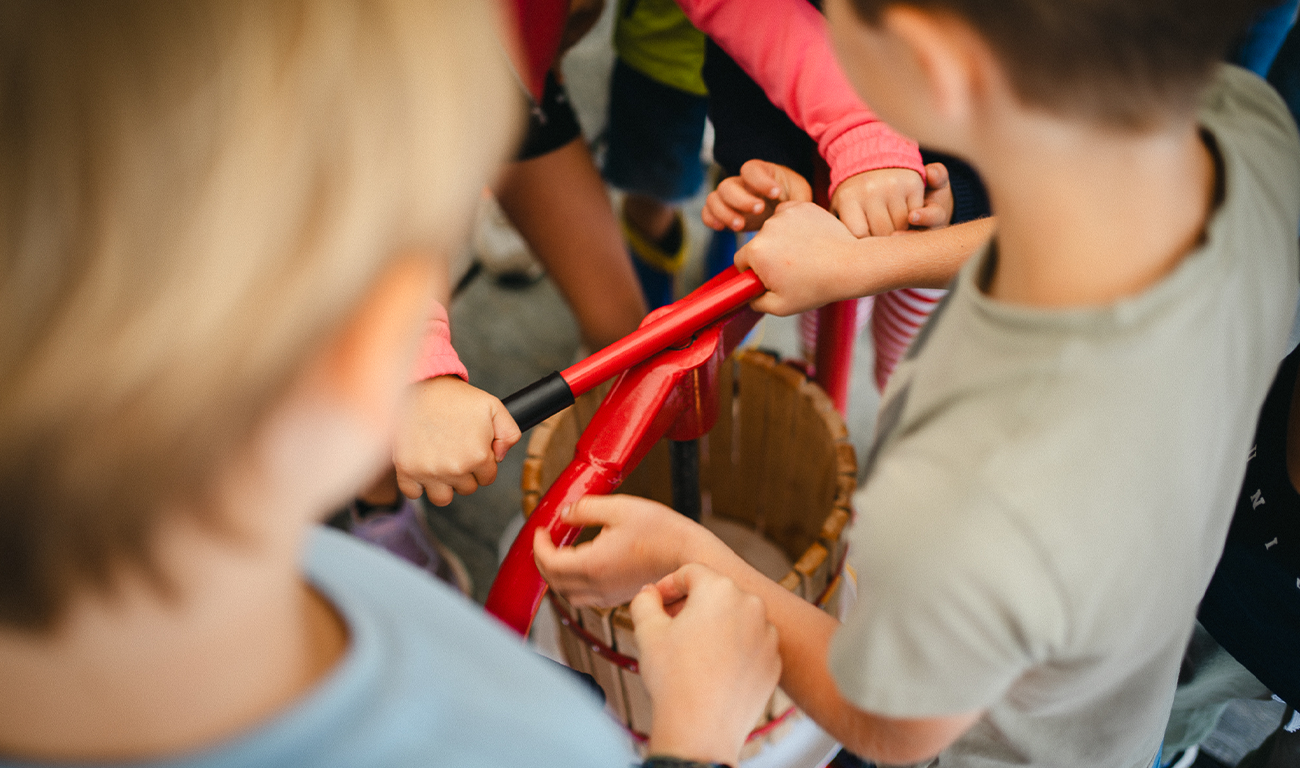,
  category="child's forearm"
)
[741,211,995,316]
[837,217,996,298]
